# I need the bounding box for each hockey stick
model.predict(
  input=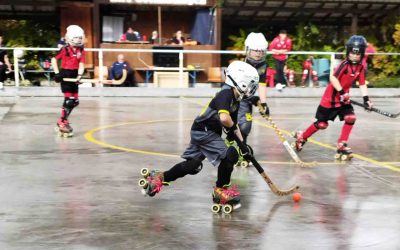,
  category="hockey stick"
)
[351,100,400,118]
[64,69,127,85]
[257,104,317,168]
[232,134,300,196]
